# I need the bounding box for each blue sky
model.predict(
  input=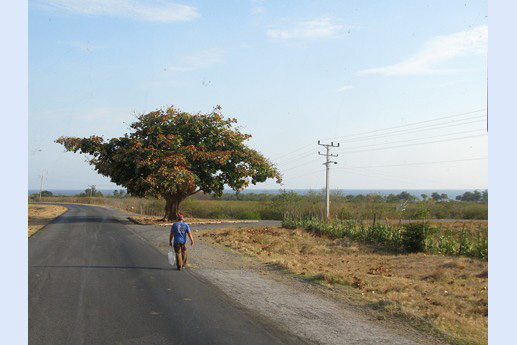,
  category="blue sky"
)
[28,0,488,191]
